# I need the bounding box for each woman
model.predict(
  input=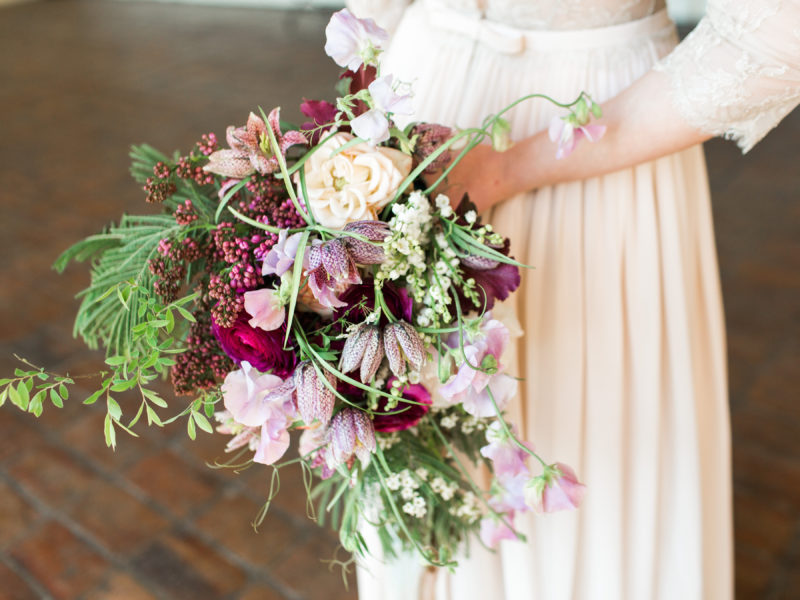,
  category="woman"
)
[347,1,800,599]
